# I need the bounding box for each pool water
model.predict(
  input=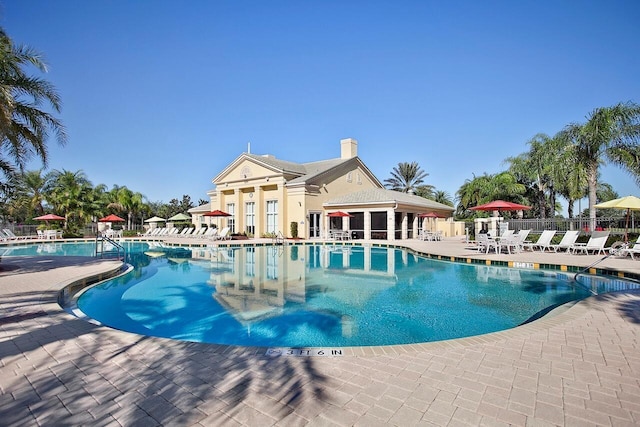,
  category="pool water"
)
[60,242,596,347]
